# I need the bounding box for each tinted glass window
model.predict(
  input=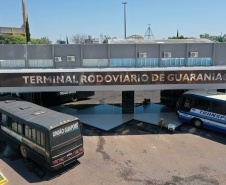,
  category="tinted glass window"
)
[32,129,36,141]
[211,101,221,114]
[7,117,12,128]
[180,97,193,111]
[18,122,22,134]
[12,119,17,131]
[195,98,209,110]
[37,130,41,145]
[1,114,7,124]
[220,102,226,115]
[41,132,45,147]
[25,125,31,139]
